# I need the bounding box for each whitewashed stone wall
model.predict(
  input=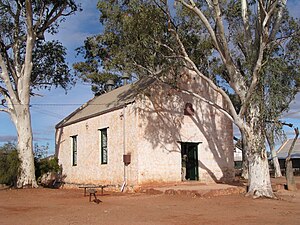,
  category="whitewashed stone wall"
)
[56,104,138,186]
[135,73,234,184]
[56,74,234,187]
